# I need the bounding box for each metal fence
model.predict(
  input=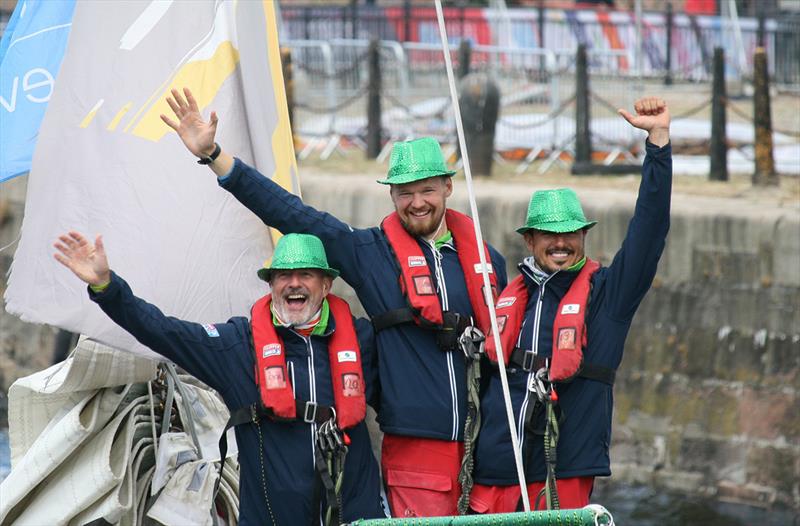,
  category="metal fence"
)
[283,37,647,171]
[280,5,800,88]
